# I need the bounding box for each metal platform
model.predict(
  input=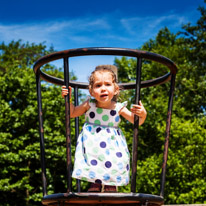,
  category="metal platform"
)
[33,47,177,206]
[42,192,164,206]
